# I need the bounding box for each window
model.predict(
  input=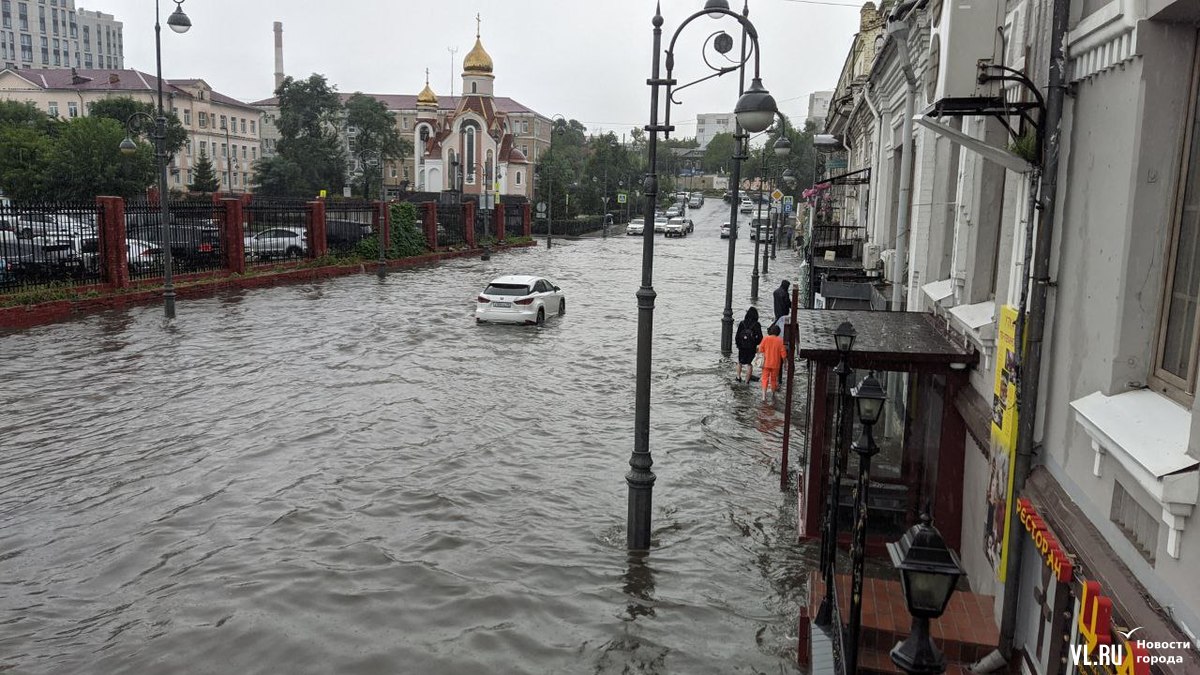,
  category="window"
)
[240,118,245,133]
[390,166,397,178]
[47,101,57,116]
[241,146,247,159]
[183,108,190,125]
[1111,481,1158,562]
[465,126,476,183]
[251,147,257,160]
[516,171,522,185]
[402,117,409,130]
[522,120,529,134]
[471,82,477,94]
[250,119,256,135]
[66,101,76,117]
[1155,42,1200,400]
[200,140,207,155]
[185,139,192,156]
[221,143,227,157]
[198,111,207,128]
[219,114,226,130]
